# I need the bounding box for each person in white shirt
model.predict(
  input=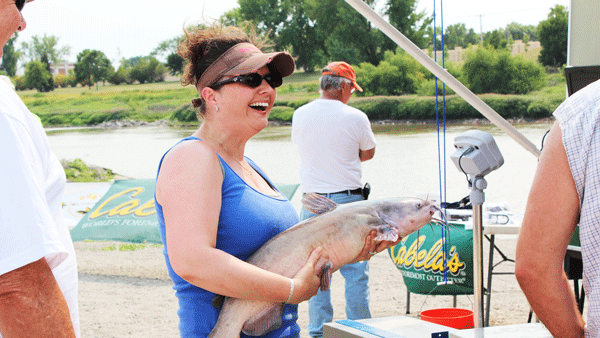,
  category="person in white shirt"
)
[0,0,79,336]
[292,61,378,338]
